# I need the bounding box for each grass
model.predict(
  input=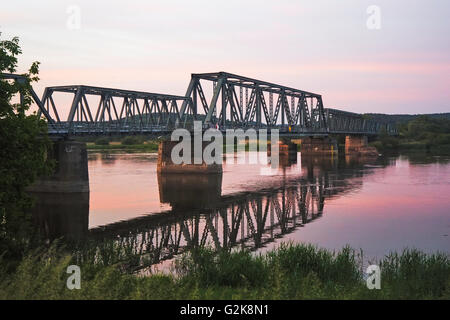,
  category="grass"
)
[0,243,448,300]
[86,141,159,152]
